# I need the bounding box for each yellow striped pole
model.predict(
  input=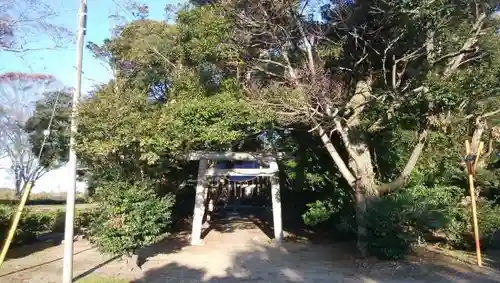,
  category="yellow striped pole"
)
[0,181,33,267]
